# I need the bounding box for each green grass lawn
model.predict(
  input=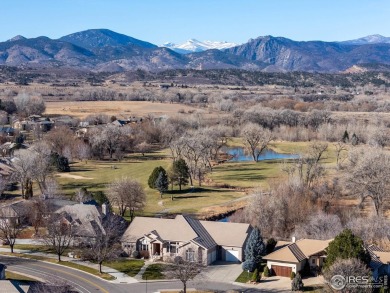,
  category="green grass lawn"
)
[103,259,144,277]
[4,244,71,255]
[235,262,267,283]
[142,263,167,280]
[235,270,253,283]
